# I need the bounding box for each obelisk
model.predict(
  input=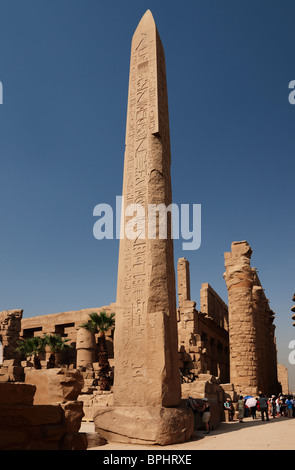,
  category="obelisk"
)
[94,10,193,445]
